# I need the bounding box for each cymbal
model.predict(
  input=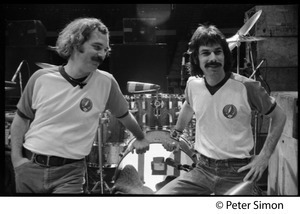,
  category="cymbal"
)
[227,10,262,51]
[36,62,57,69]
[239,10,262,35]
[5,81,17,84]
[5,87,15,91]
[47,46,57,51]
[227,36,266,43]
